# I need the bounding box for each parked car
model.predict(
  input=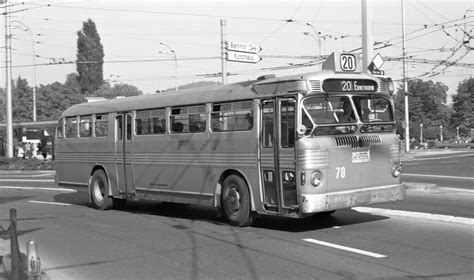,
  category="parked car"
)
[436,139,474,149]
